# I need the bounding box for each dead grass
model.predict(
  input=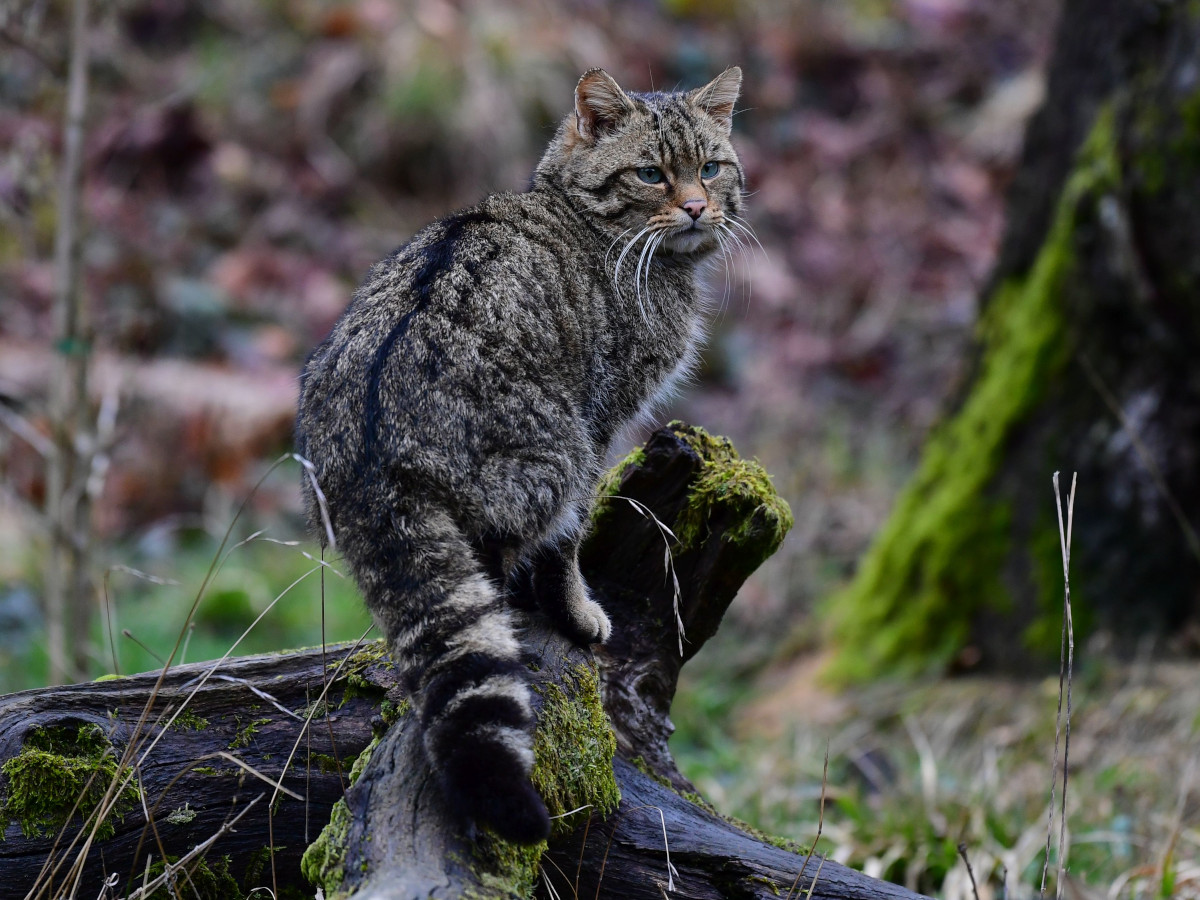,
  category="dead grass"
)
[675,648,1200,898]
